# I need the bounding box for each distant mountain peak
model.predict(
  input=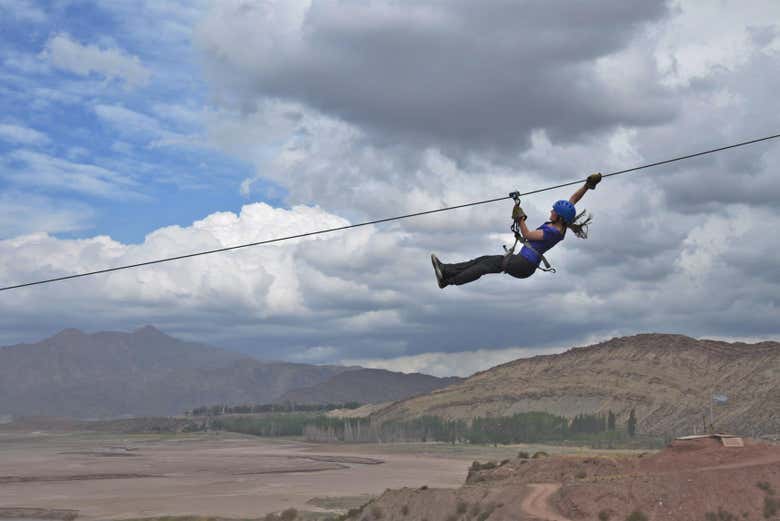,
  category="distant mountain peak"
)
[51,328,85,340]
[133,325,167,337]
